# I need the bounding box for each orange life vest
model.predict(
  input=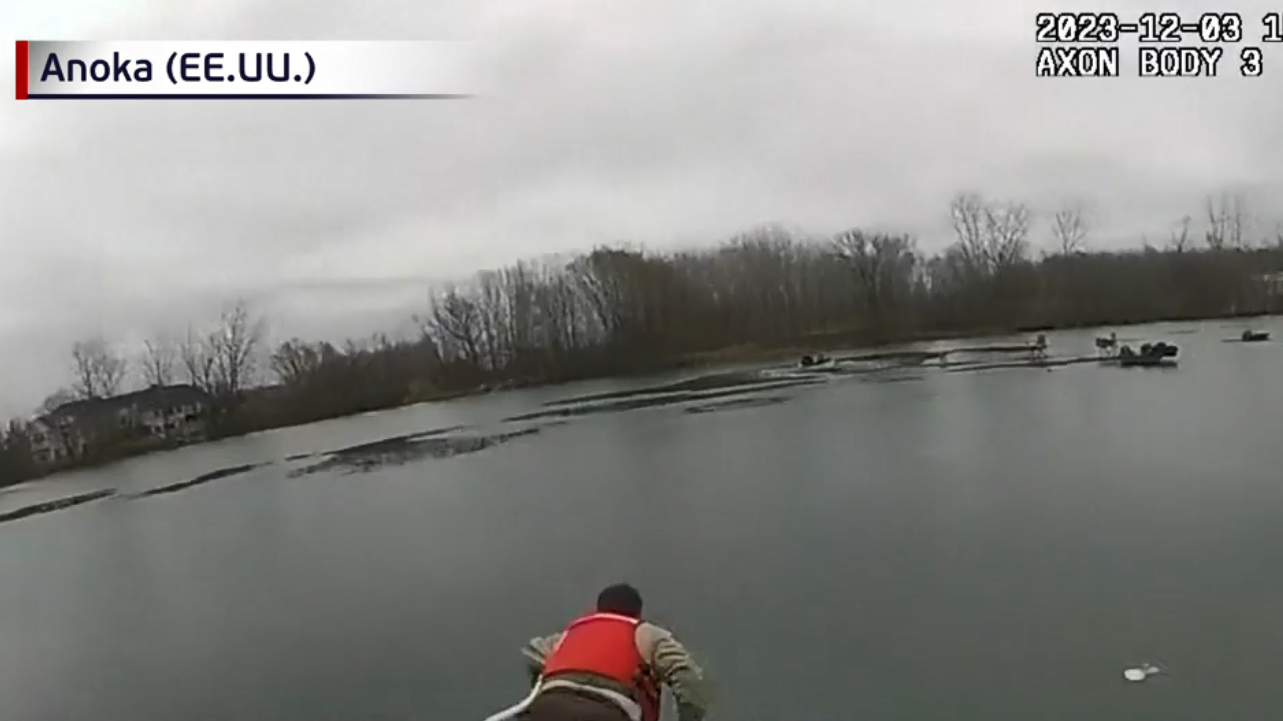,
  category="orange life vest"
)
[541,612,662,721]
